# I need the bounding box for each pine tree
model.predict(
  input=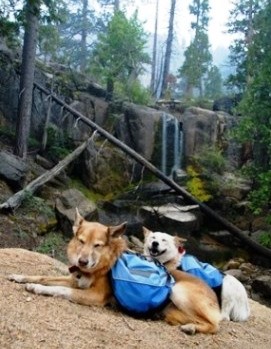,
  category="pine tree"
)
[160,0,176,98]
[204,65,223,99]
[178,0,212,98]
[226,0,264,92]
[91,11,149,99]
